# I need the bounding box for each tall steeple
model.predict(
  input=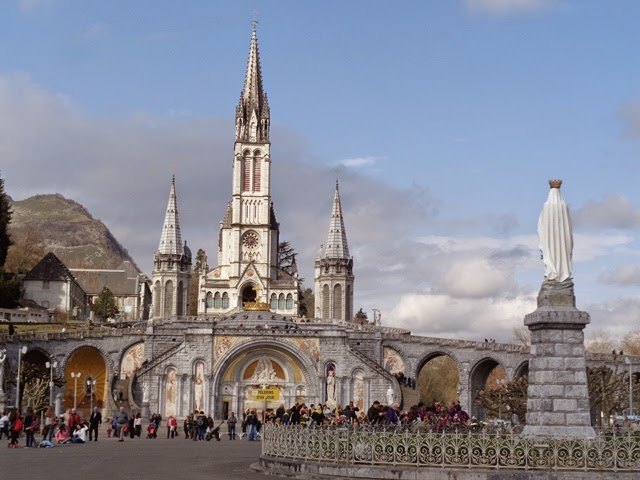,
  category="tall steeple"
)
[323,181,350,259]
[152,176,192,319]
[314,181,355,321]
[235,23,270,143]
[158,175,184,255]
